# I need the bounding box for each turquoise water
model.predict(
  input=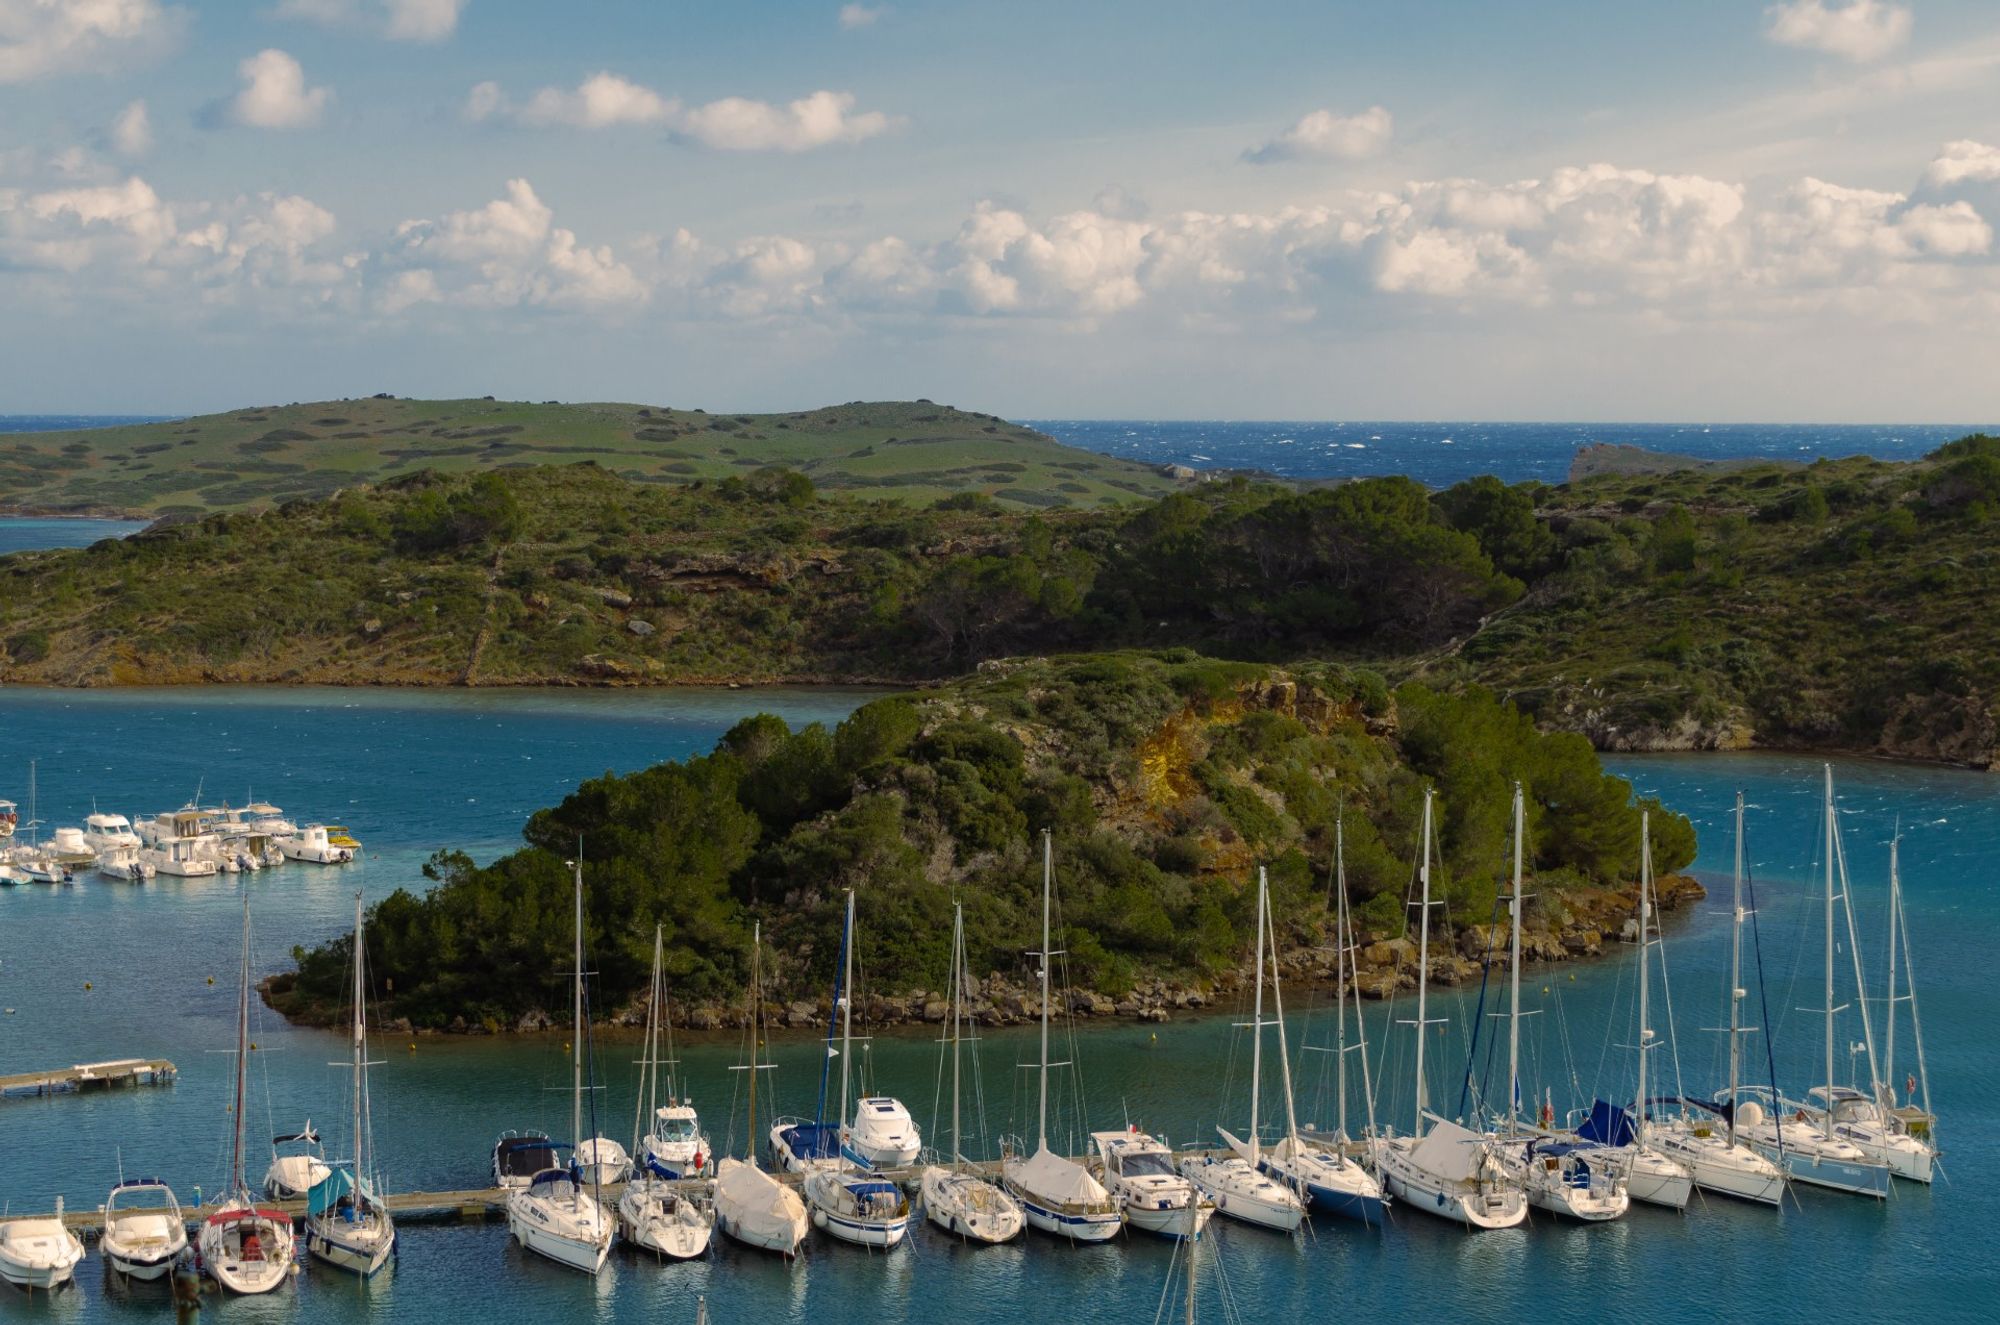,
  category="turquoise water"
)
[0,689,1991,1321]
[0,519,150,555]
